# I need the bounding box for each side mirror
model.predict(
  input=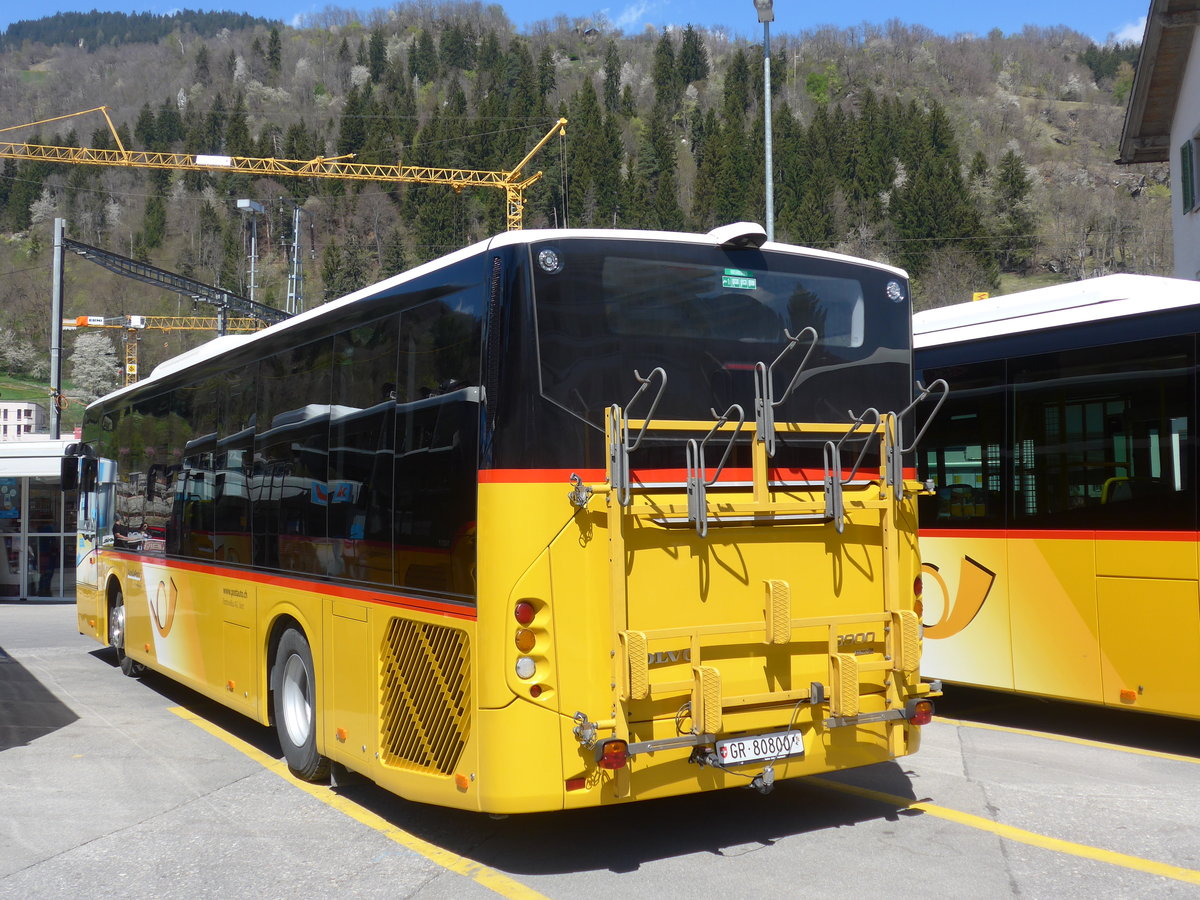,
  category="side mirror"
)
[60,456,79,491]
[80,458,98,493]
